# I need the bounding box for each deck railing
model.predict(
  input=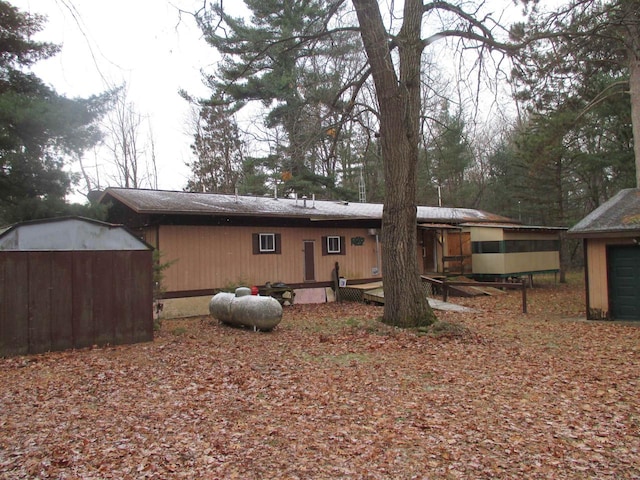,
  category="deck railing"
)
[421,276,528,313]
